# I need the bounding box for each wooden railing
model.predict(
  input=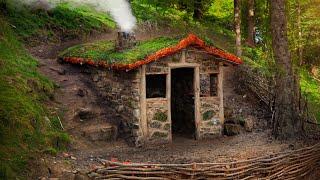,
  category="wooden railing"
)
[90,143,320,179]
